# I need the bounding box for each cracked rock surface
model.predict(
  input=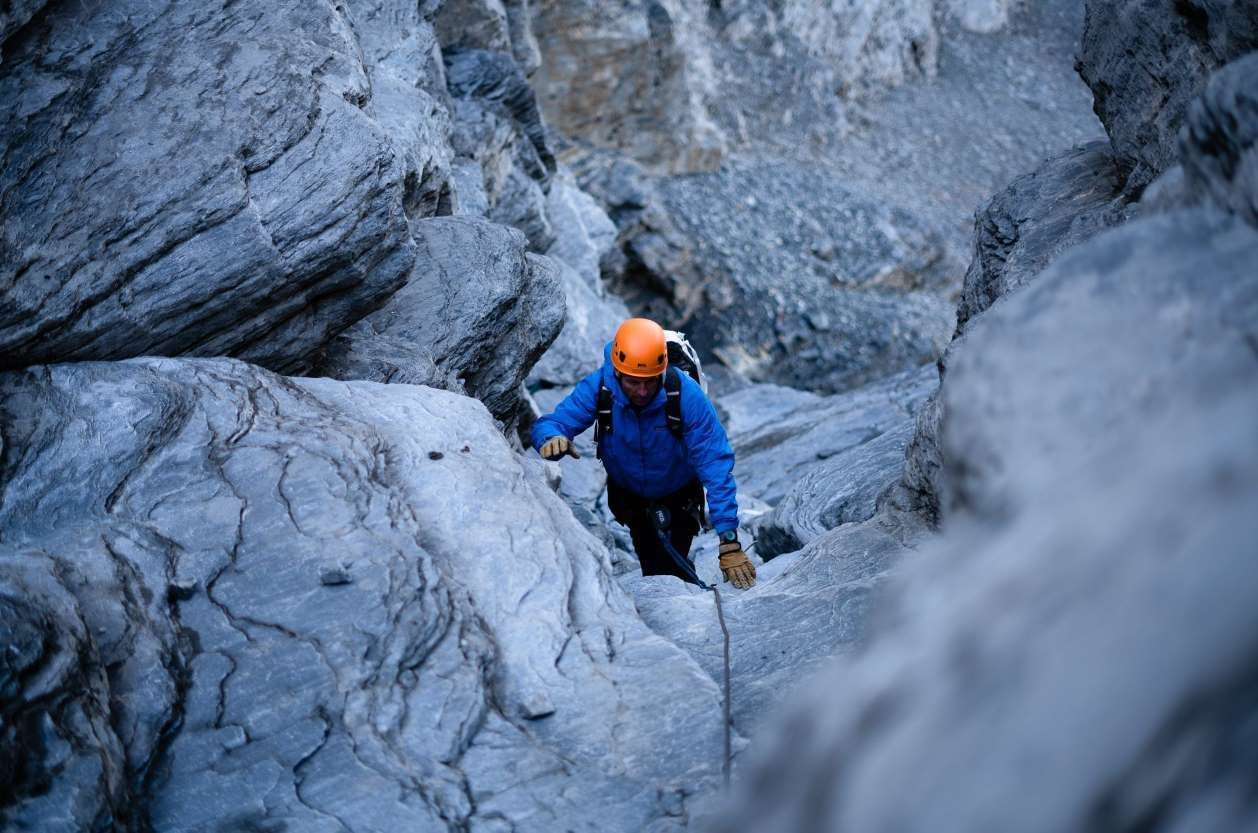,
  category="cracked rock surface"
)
[0,358,730,832]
